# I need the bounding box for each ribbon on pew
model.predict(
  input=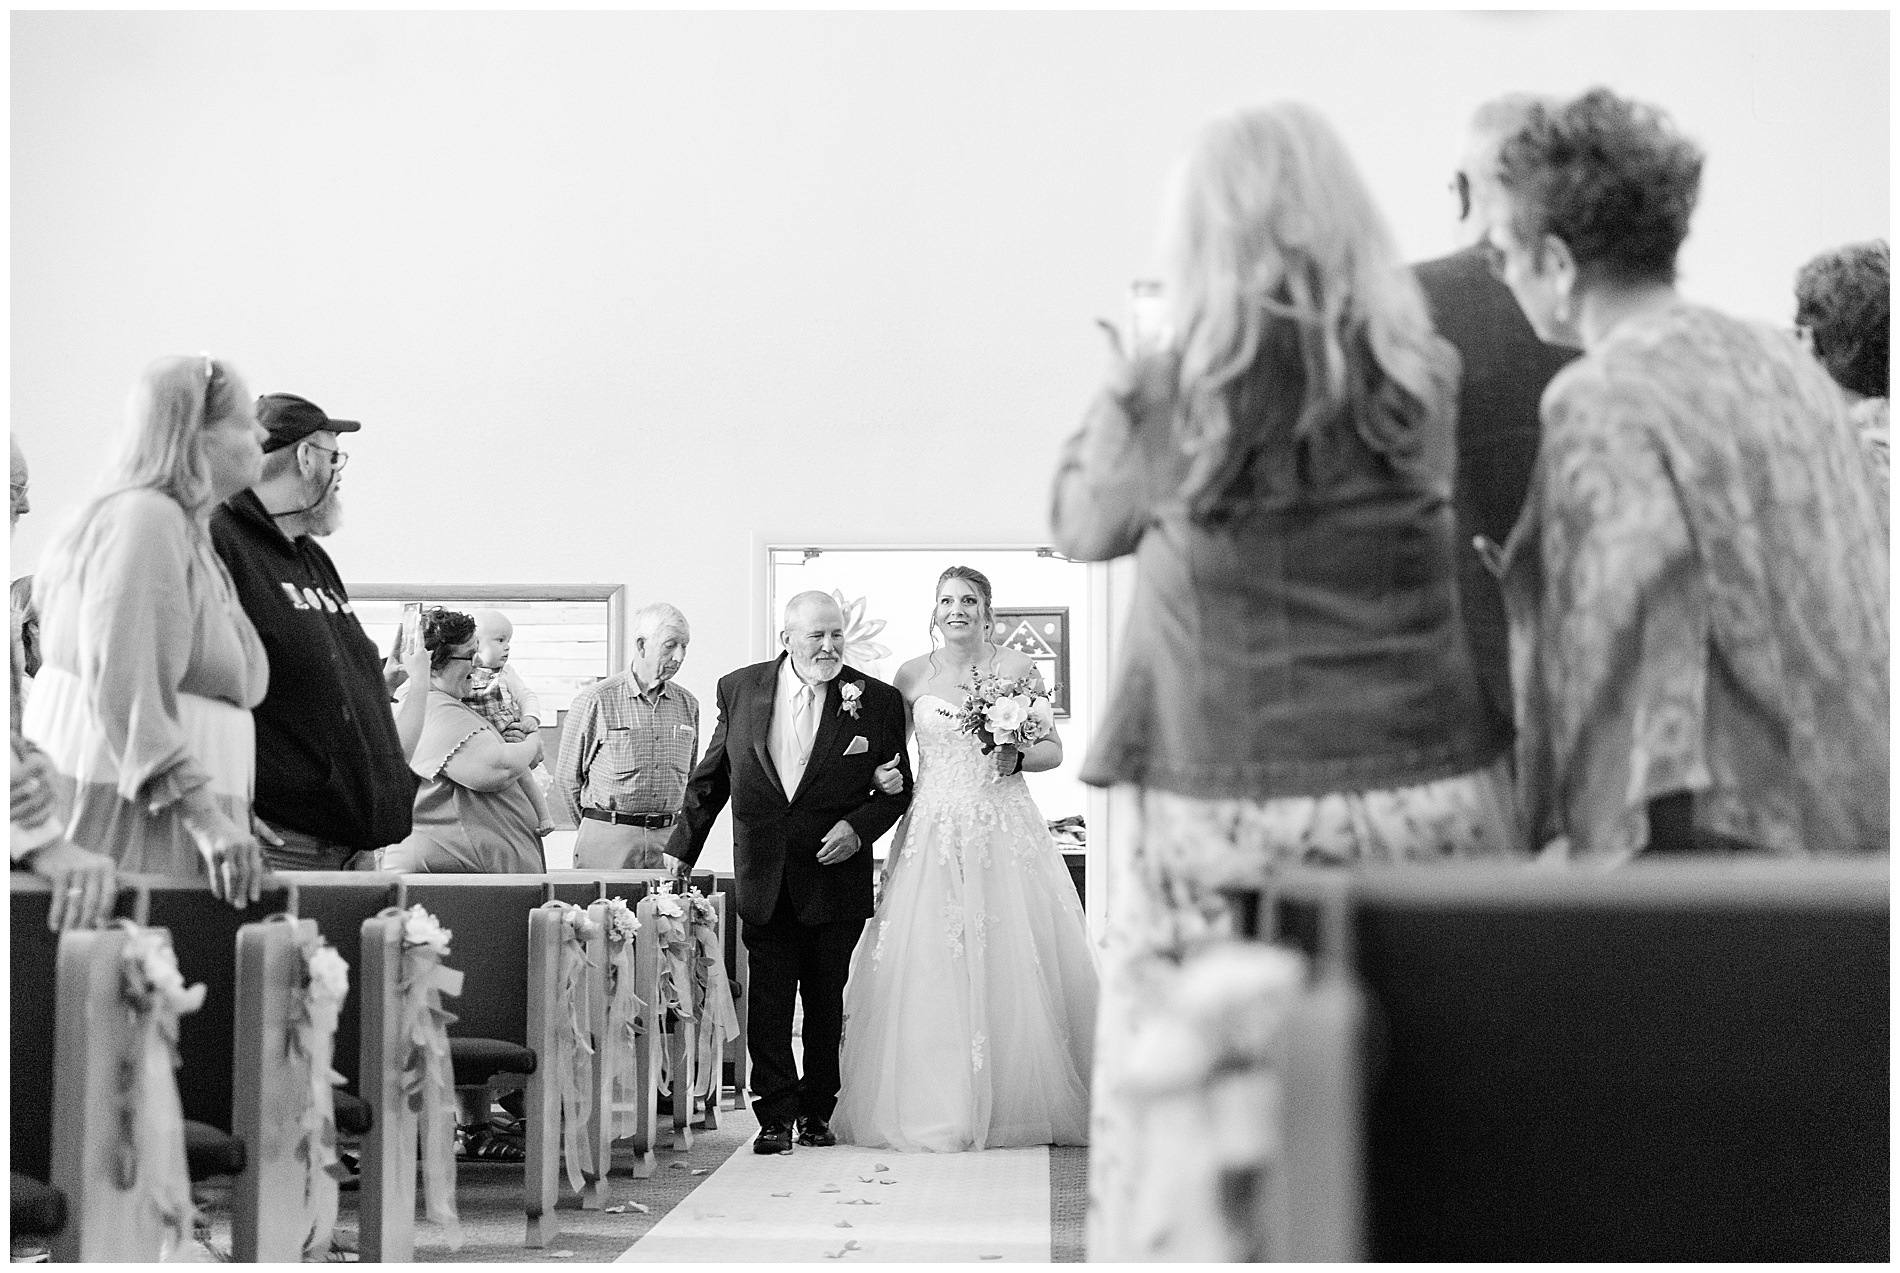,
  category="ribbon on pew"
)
[602,898,646,1141]
[1118,941,1307,1262]
[647,892,695,1100]
[116,921,206,1261]
[390,904,465,1252]
[551,903,600,1194]
[687,891,739,1110]
[271,914,351,1261]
